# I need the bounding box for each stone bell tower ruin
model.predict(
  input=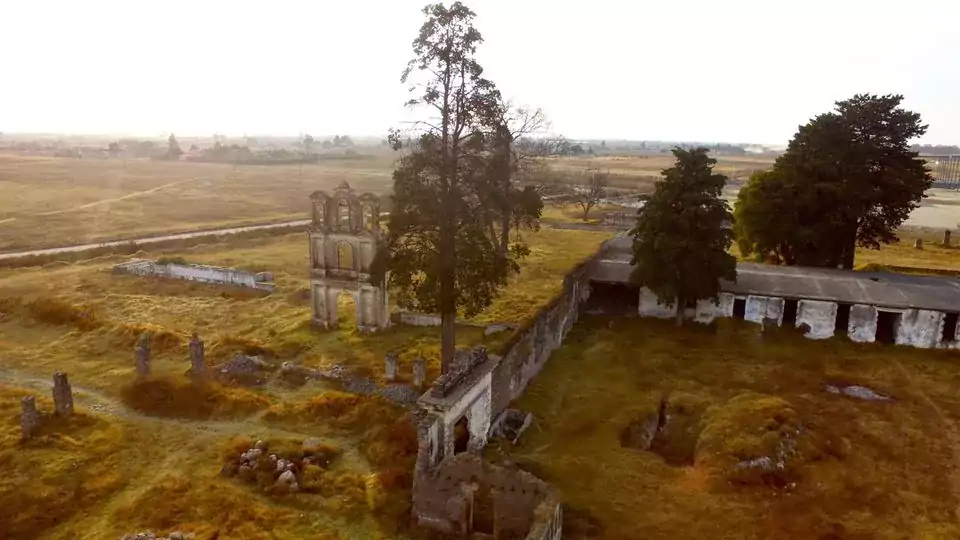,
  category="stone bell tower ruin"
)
[308,182,390,330]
